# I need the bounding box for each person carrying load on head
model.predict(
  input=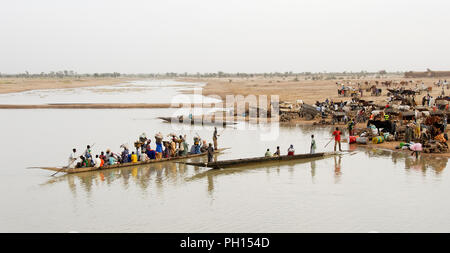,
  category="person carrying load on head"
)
[192,136,202,154]
[155,132,163,159]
